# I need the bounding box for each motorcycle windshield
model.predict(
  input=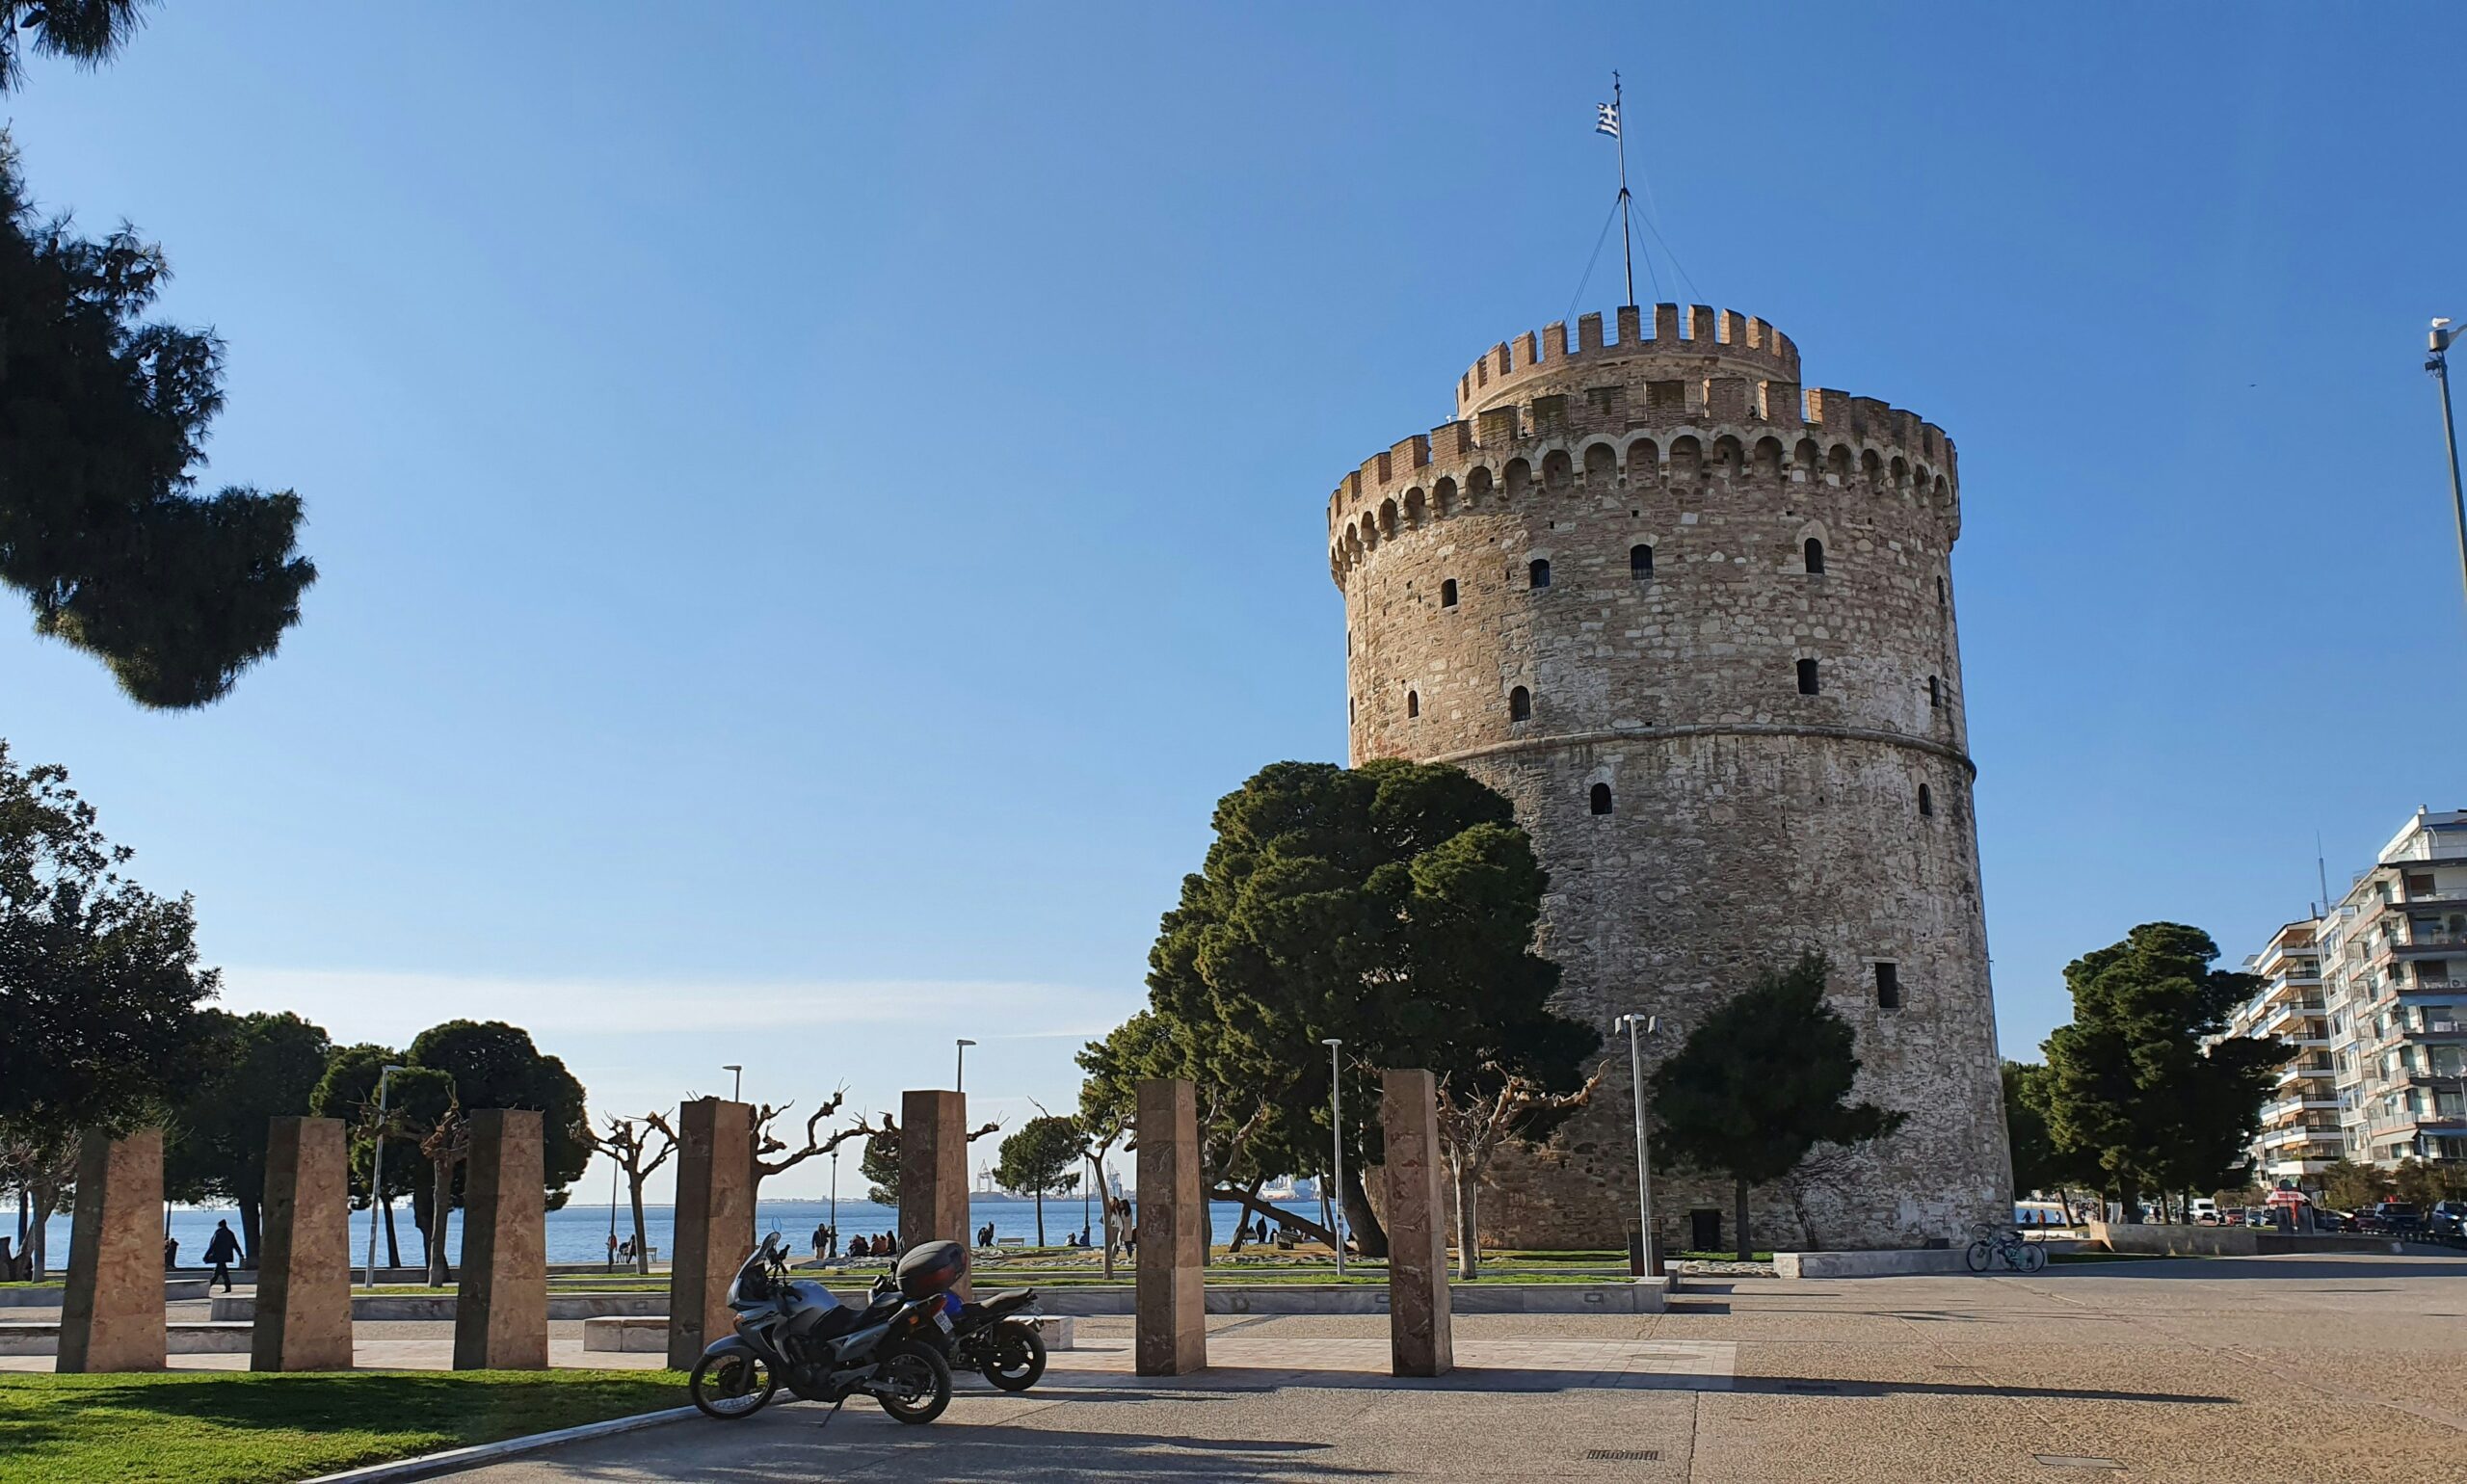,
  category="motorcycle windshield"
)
[725,1245,772,1308]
